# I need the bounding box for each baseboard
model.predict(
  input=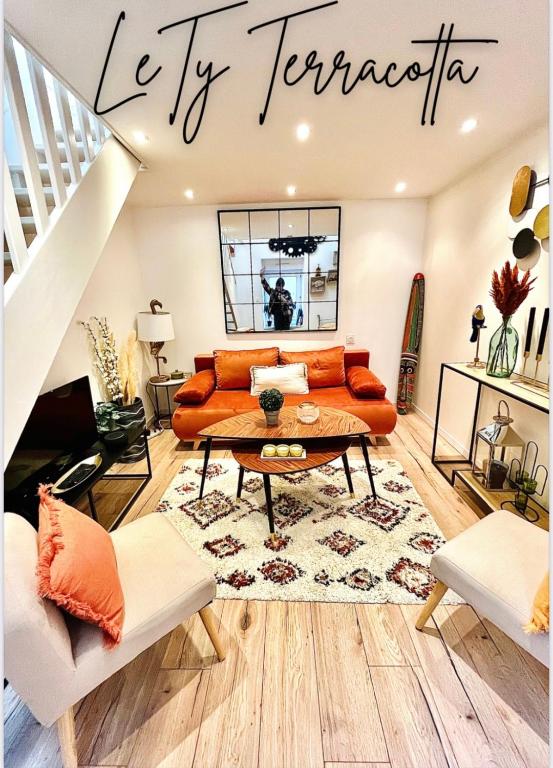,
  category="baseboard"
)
[412,403,470,459]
